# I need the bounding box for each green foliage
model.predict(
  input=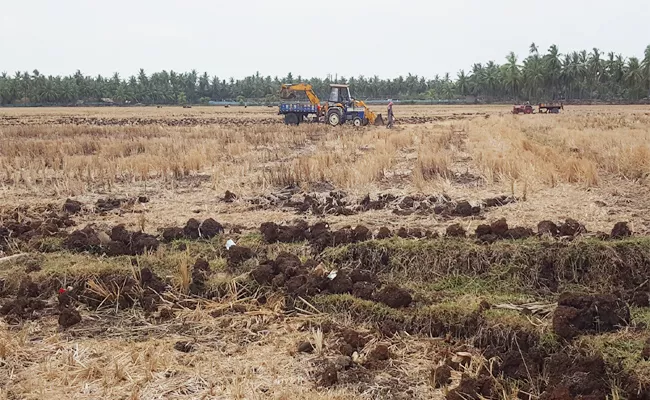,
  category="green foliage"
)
[0,44,648,105]
[177,92,187,105]
[199,96,210,104]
